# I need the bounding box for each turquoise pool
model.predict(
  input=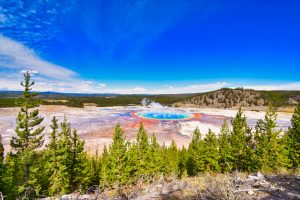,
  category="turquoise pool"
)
[137,111,192,120]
